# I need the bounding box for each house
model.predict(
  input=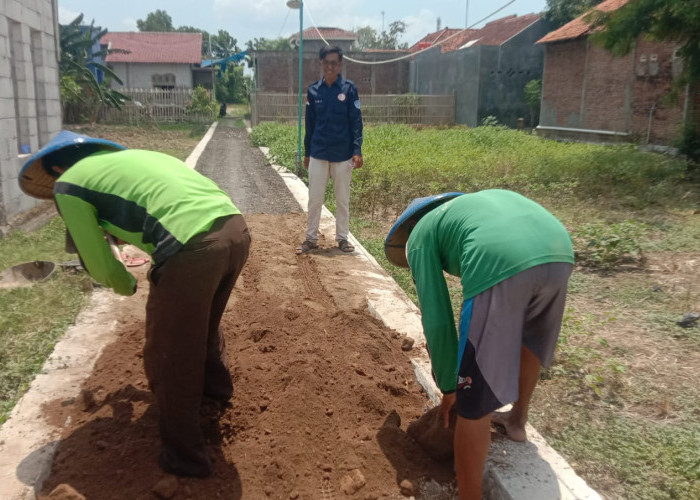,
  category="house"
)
[409,28,464,53]
[100,32,213,90]
[410,14,551,127]
[289,26,357,54]
[536,0,698,145]
[252,27,409,96]
[0,0,62,227]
